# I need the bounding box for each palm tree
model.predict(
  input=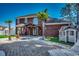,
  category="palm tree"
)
[5,20,12,40]
[37,9,48,39]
